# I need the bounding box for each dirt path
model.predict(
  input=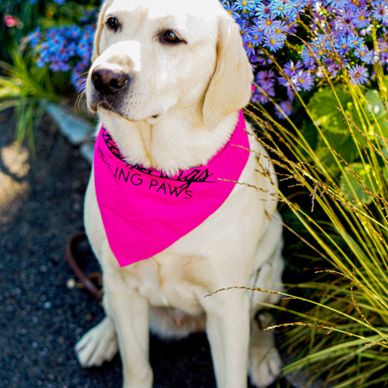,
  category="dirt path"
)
[0,111,221,388]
